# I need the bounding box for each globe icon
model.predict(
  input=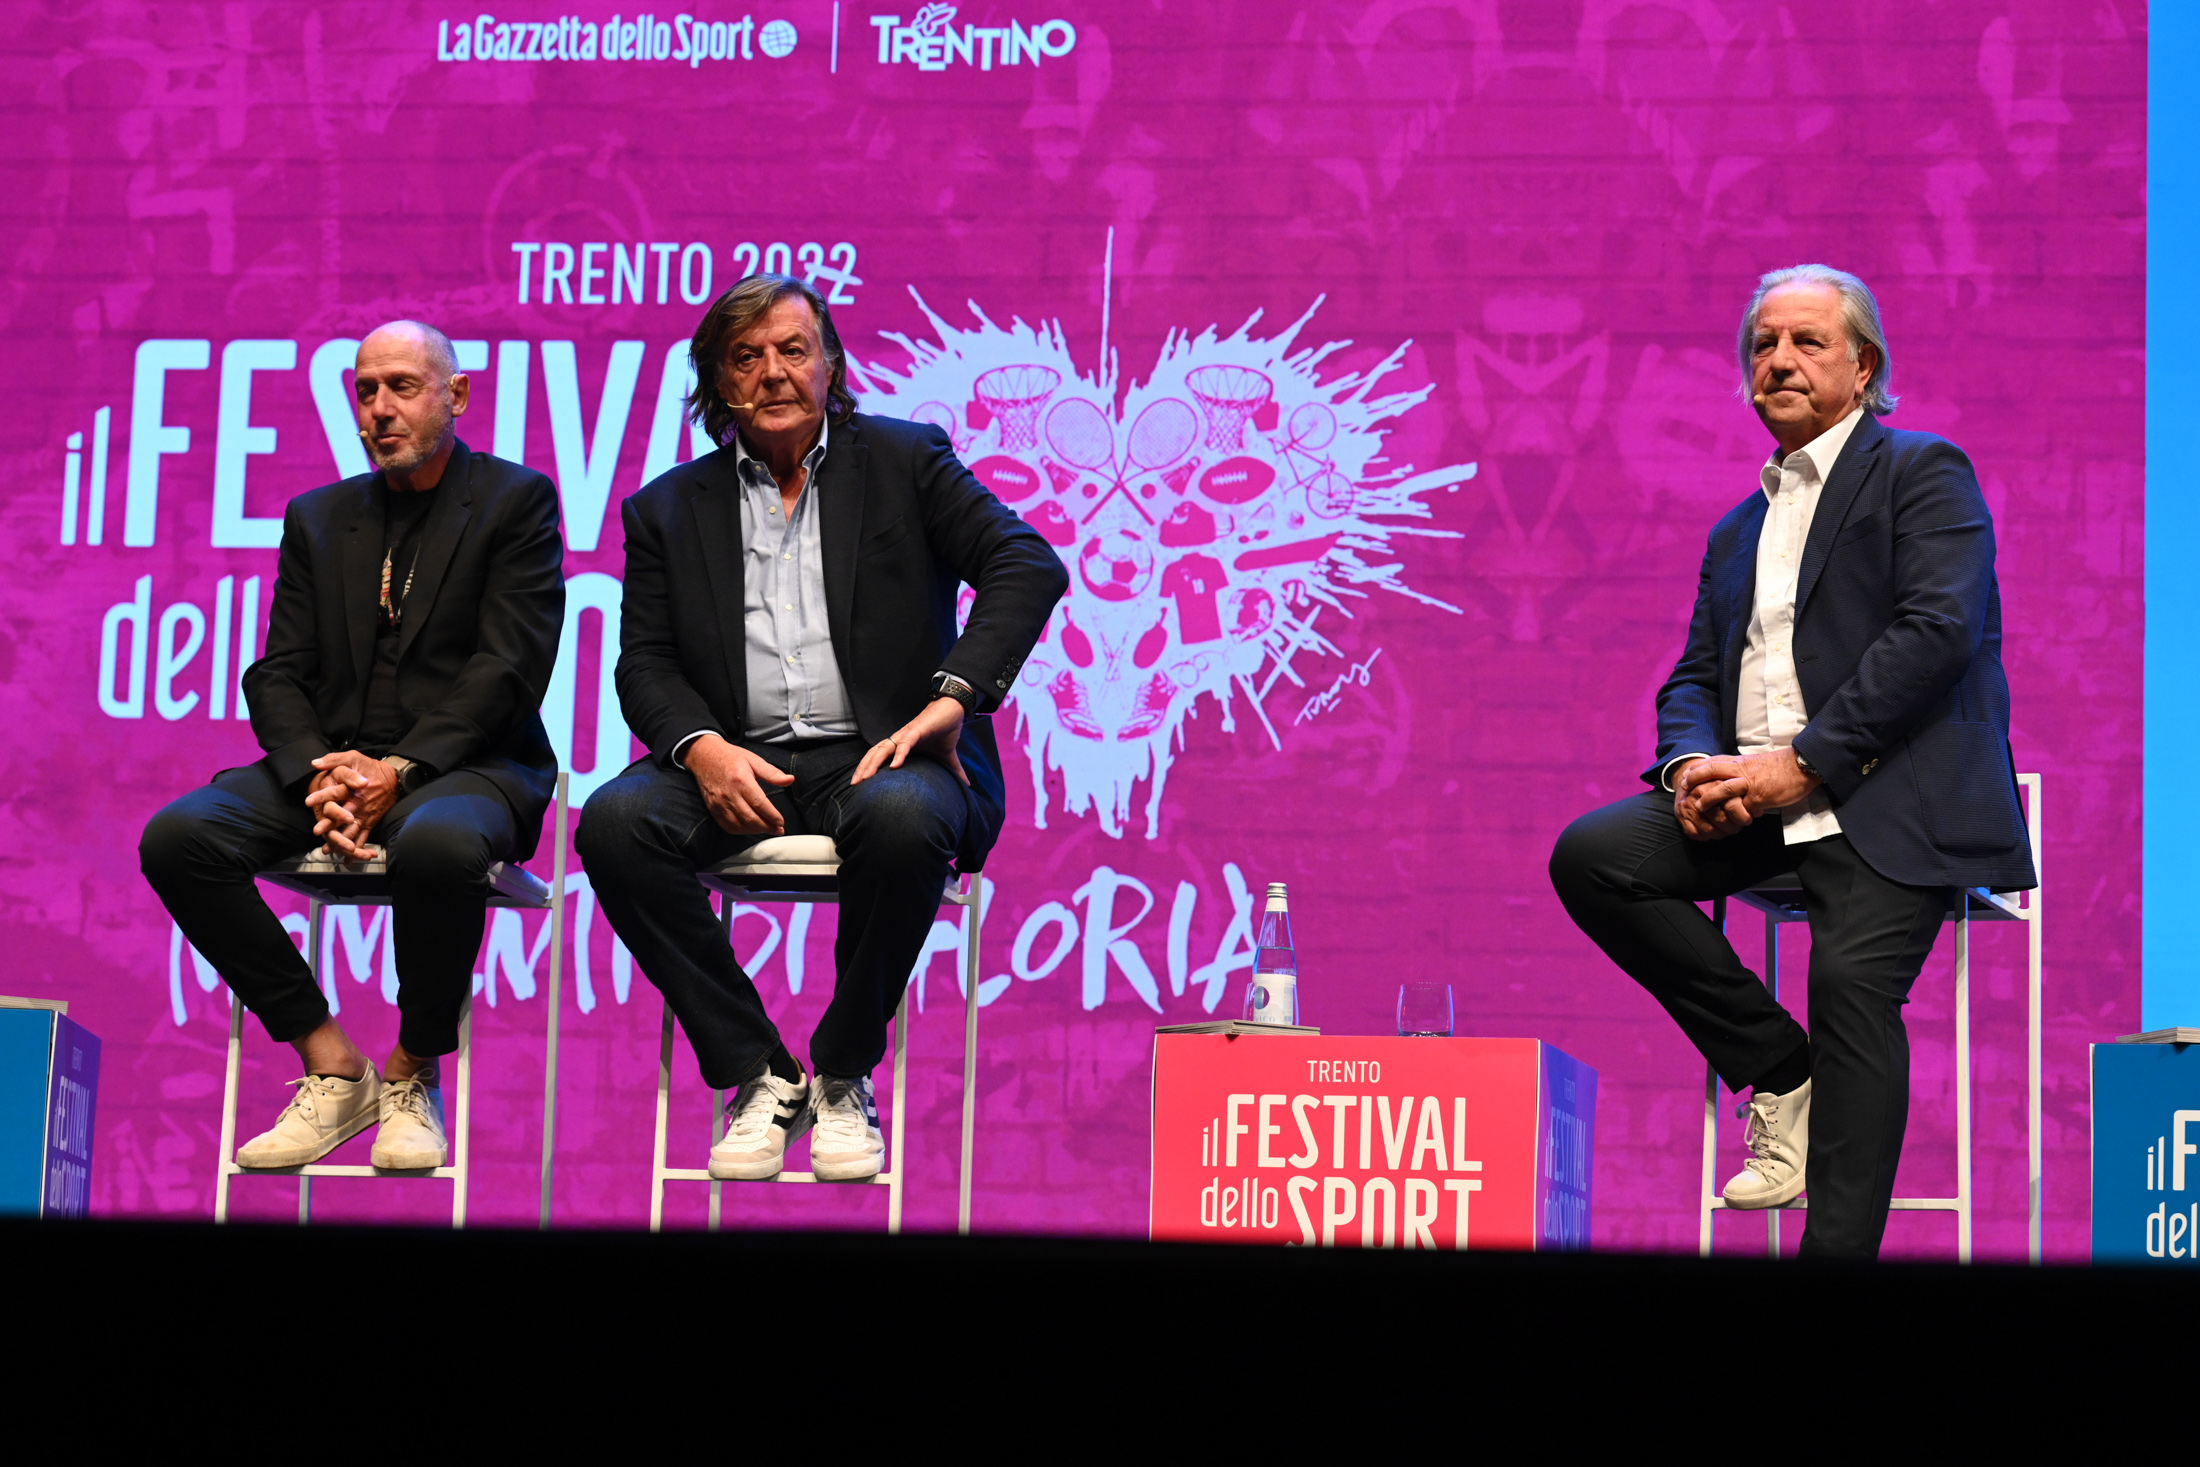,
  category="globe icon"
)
[759,19,797,57]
